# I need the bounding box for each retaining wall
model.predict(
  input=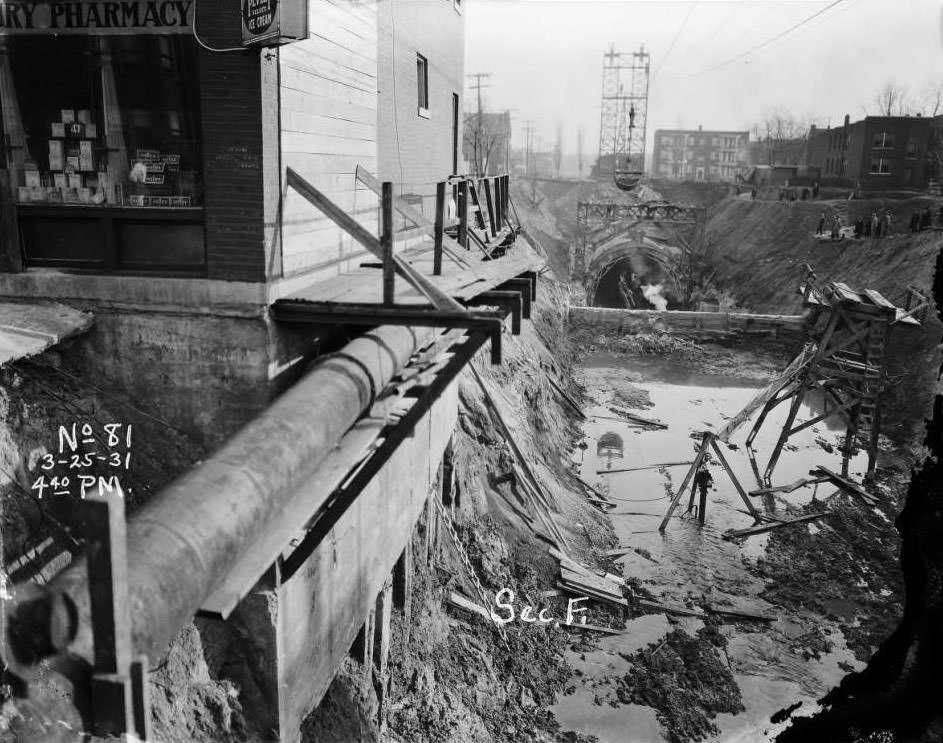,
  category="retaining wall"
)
[570,306,808,347]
